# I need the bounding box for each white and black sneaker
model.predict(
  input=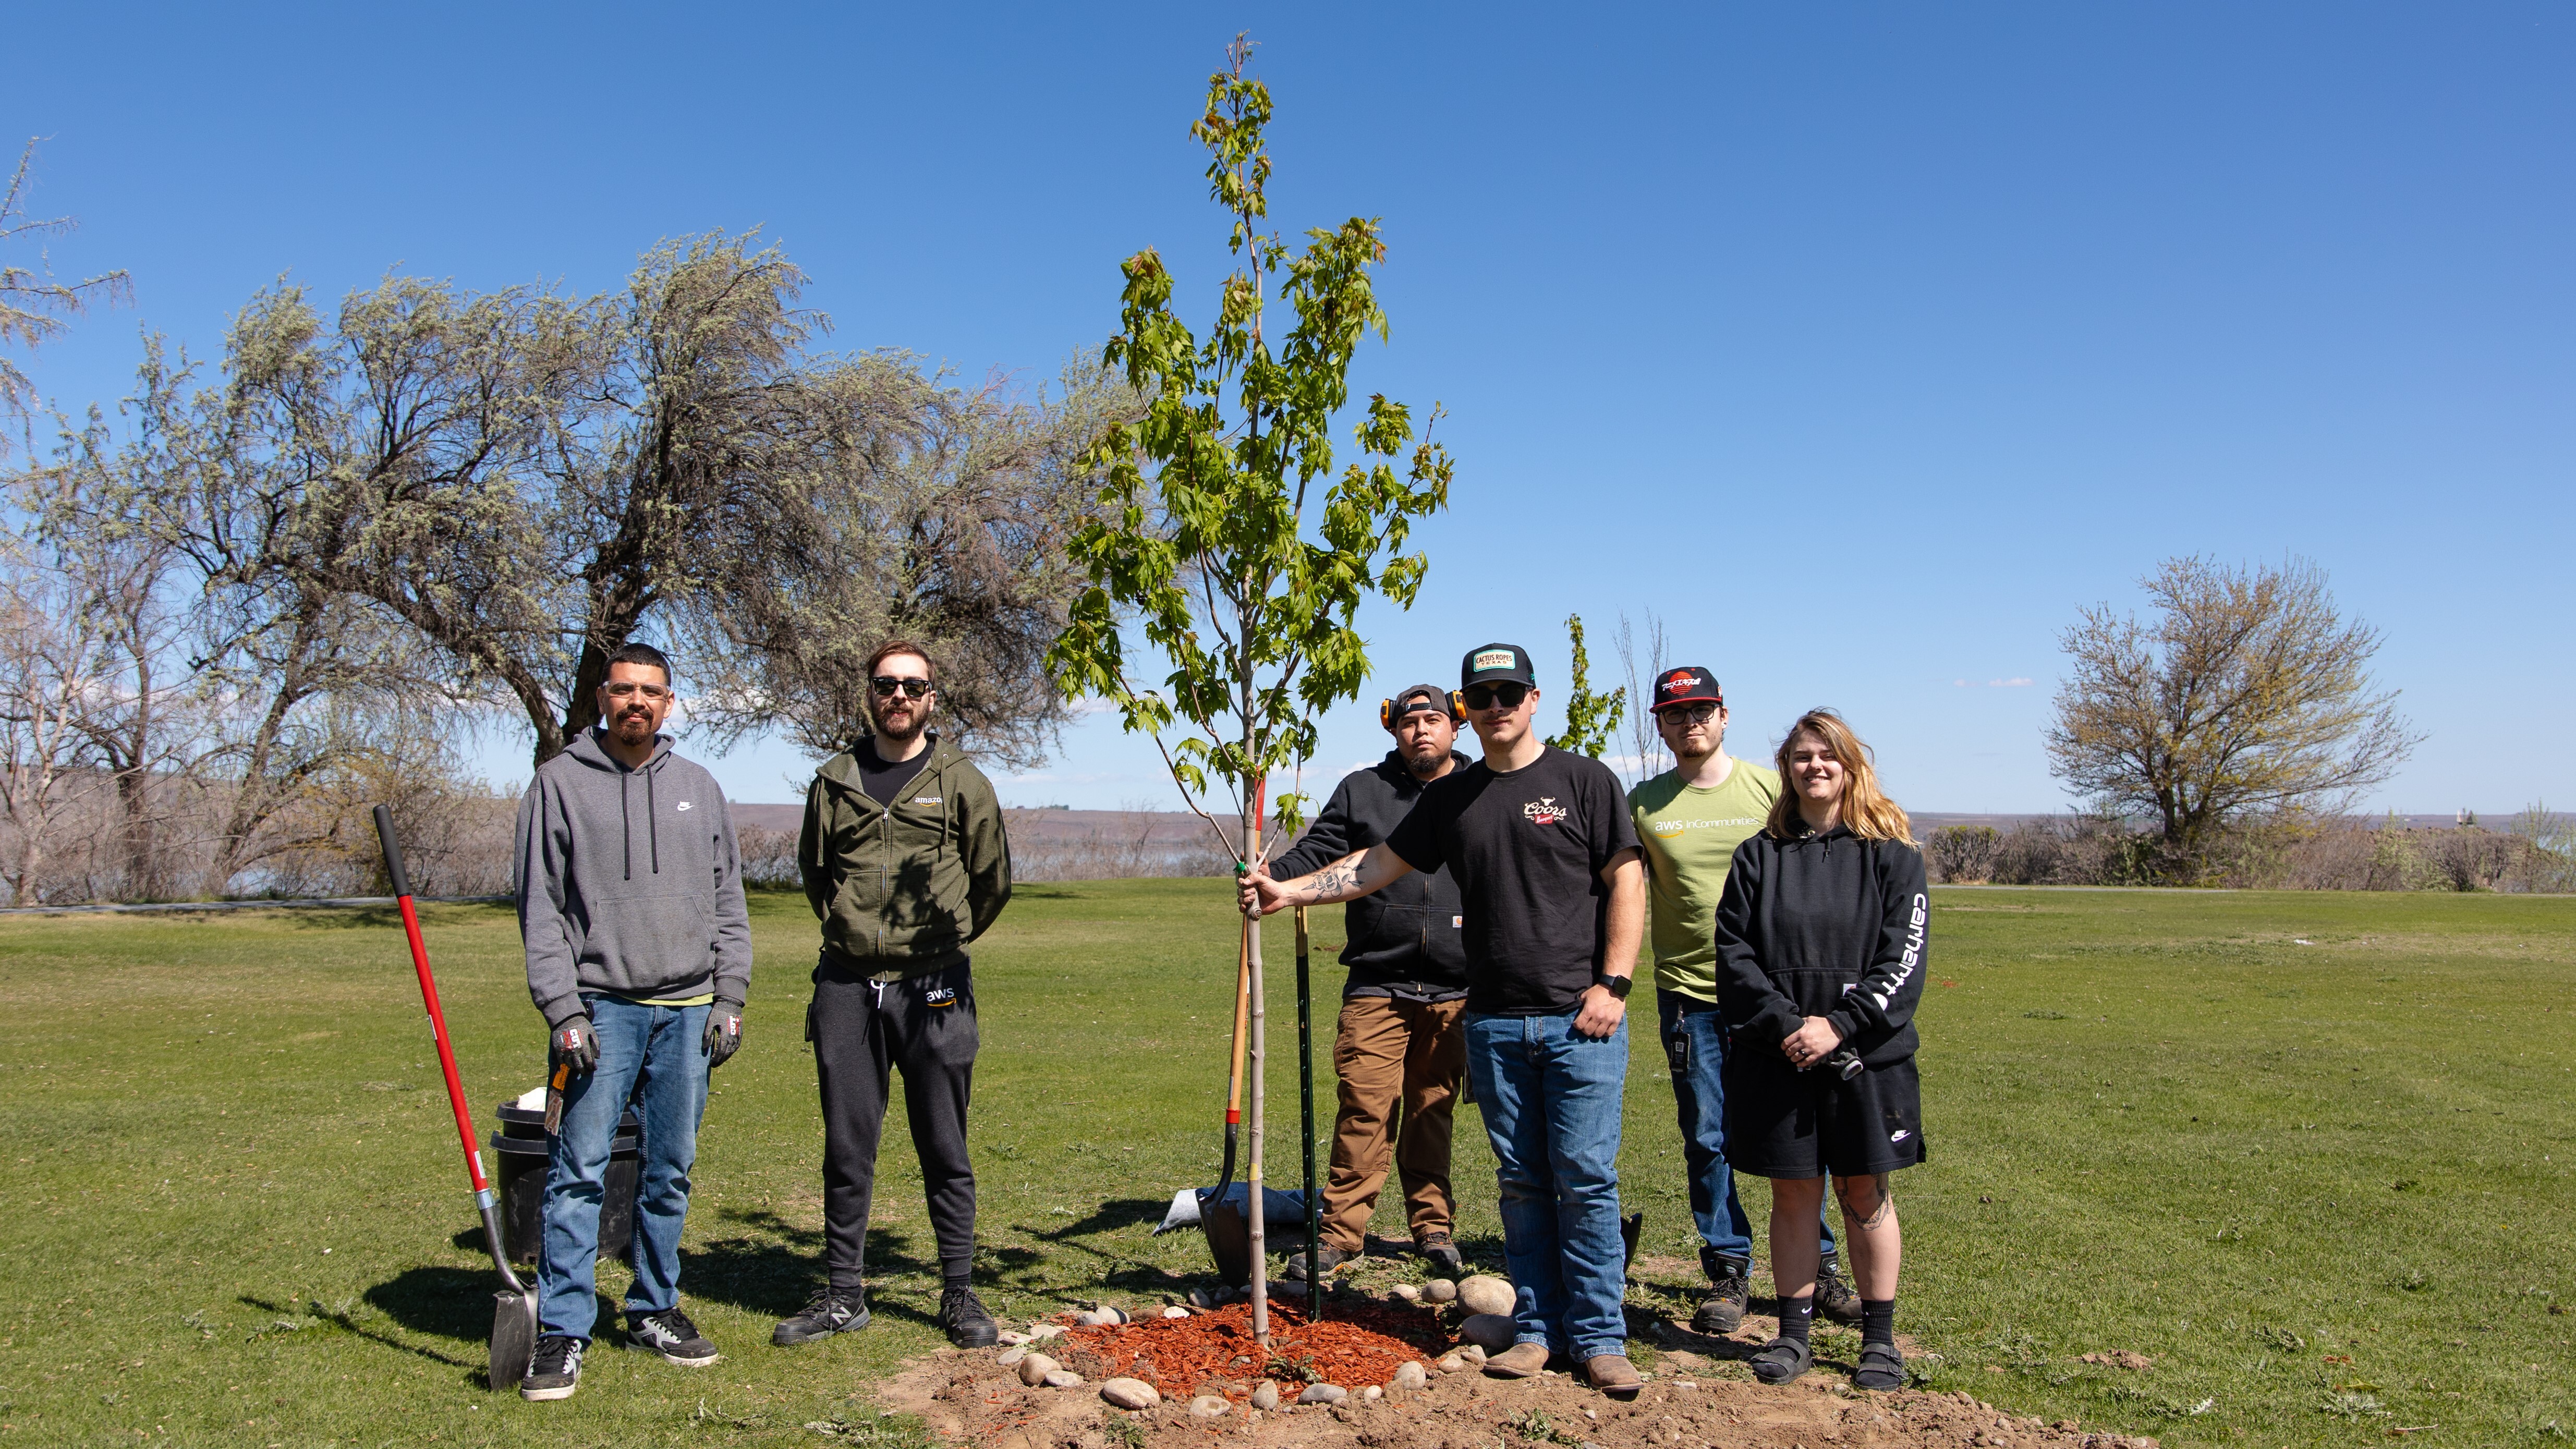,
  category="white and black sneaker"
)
[627,1306,719,1366]
[520,1334,586,1401]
